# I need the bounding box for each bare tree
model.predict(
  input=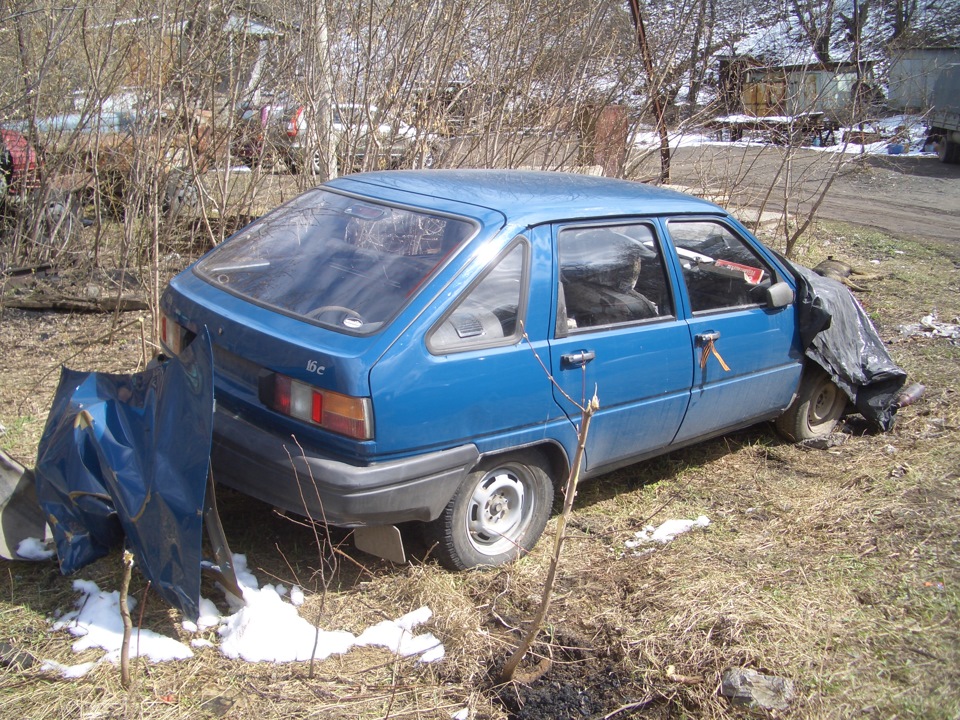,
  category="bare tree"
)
[790,0,835,64]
